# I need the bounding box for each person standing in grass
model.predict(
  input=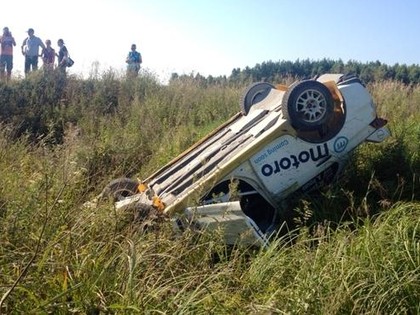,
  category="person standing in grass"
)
[0,27,16,82]
[41,39,55,71]
[126,44,142,77]
[21,28,45,76]
[56,38,68,73]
